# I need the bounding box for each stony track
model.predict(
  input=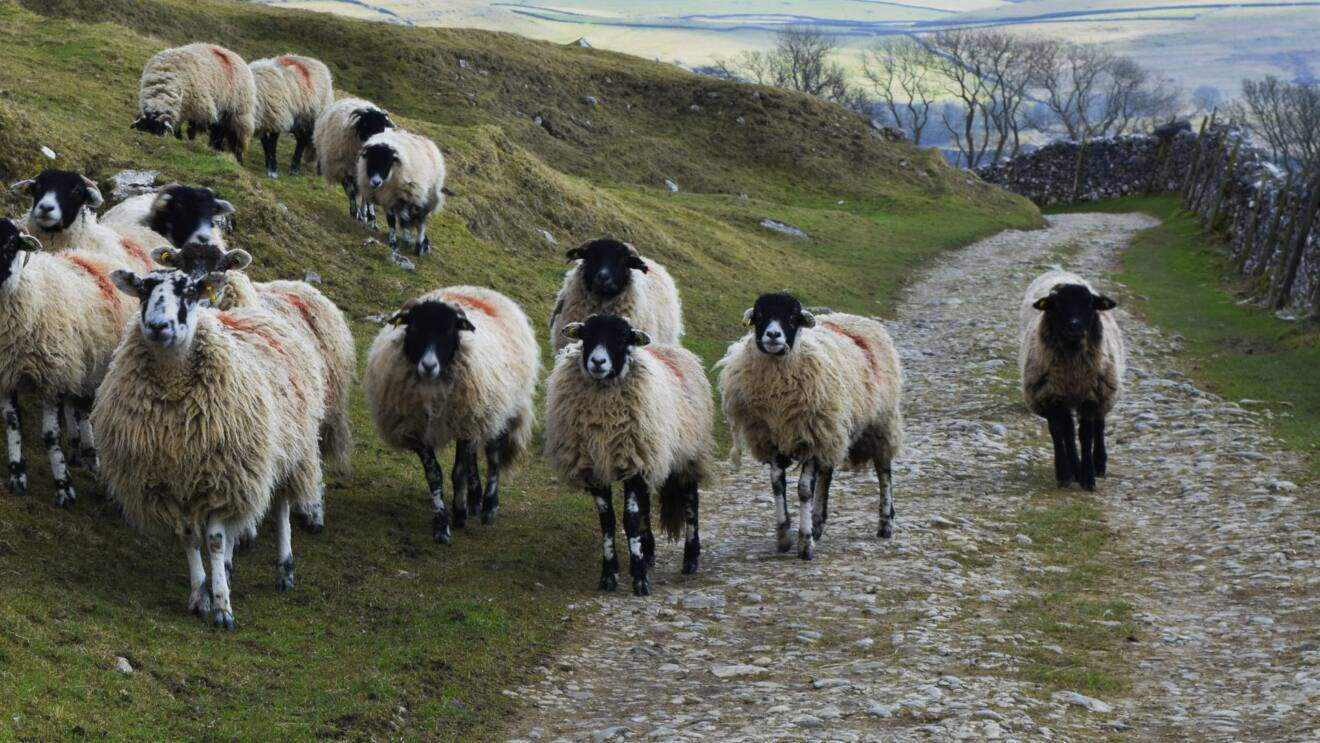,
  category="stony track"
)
[507,214,1318,742]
